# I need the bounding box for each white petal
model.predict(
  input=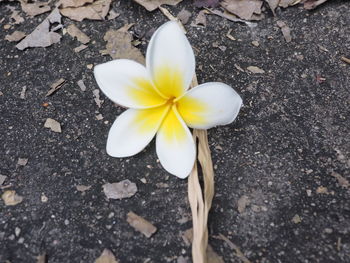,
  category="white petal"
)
[156,106,196,178]
[146,21,195,98]
[176,82,242,129]
[94,59,166,109]
[107,106,169,157]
